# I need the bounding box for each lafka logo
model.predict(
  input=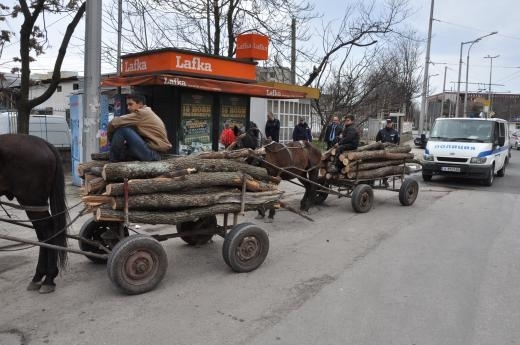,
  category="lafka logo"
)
[123,59,148,73]
[266,89,281,97]
[163,77,186,86]
[237,42,252,50]
[175,56,212,72]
